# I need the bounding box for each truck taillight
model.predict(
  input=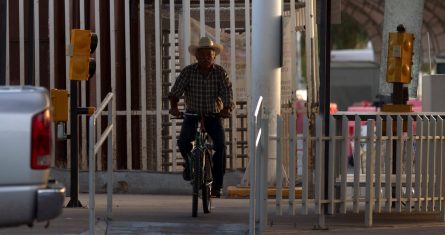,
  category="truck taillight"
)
[31,109,52,169]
